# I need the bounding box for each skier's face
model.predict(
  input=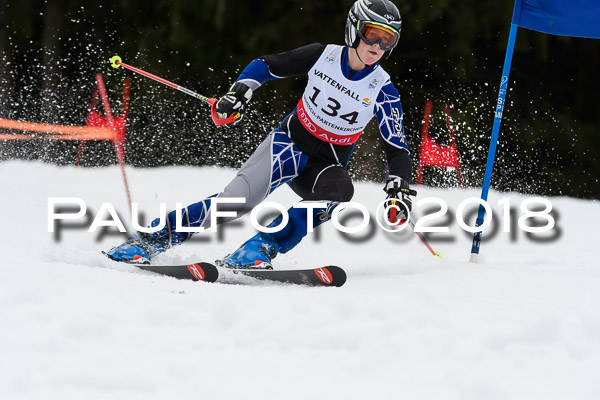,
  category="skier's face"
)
[356,39,385,65]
